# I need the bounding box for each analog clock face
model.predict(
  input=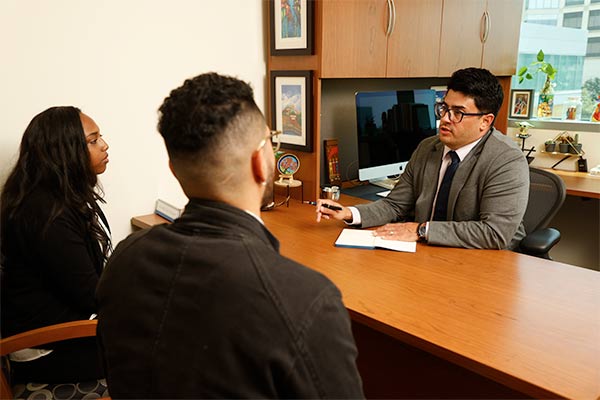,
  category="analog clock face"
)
[277,153,300,175]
